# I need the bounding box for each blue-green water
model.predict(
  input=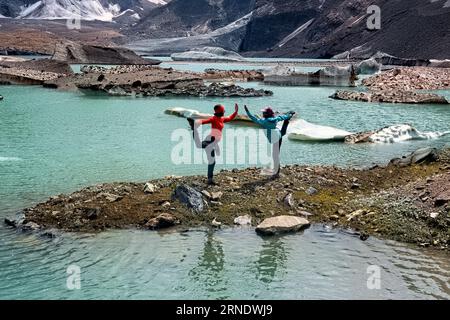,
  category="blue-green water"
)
[0,61,449,299]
